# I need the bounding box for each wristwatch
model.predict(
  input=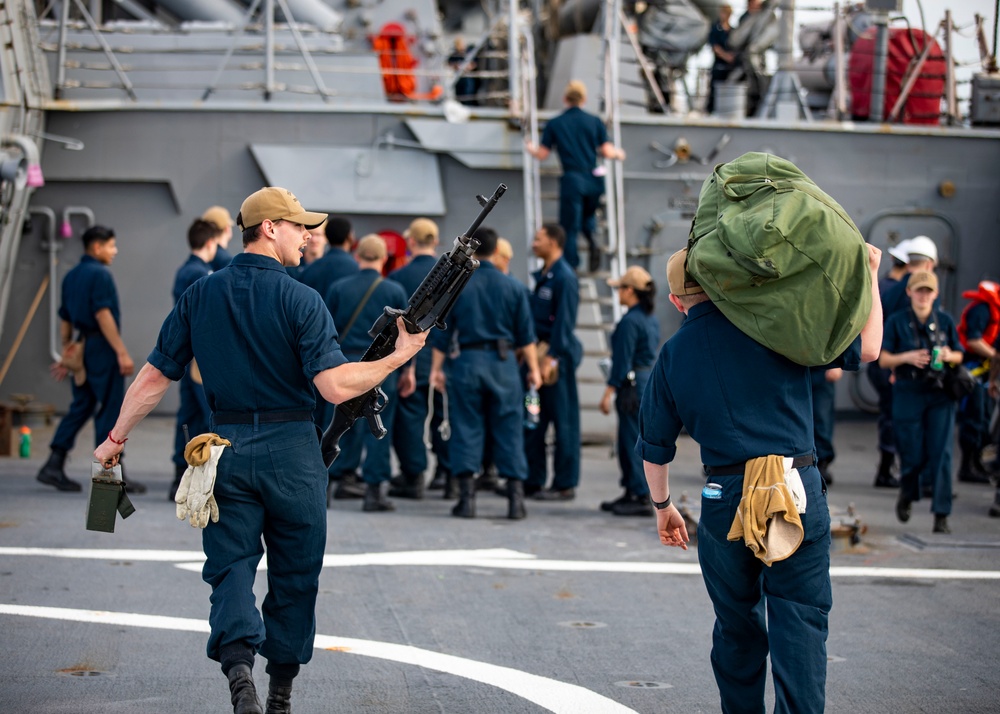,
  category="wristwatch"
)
[651,494,672,510]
